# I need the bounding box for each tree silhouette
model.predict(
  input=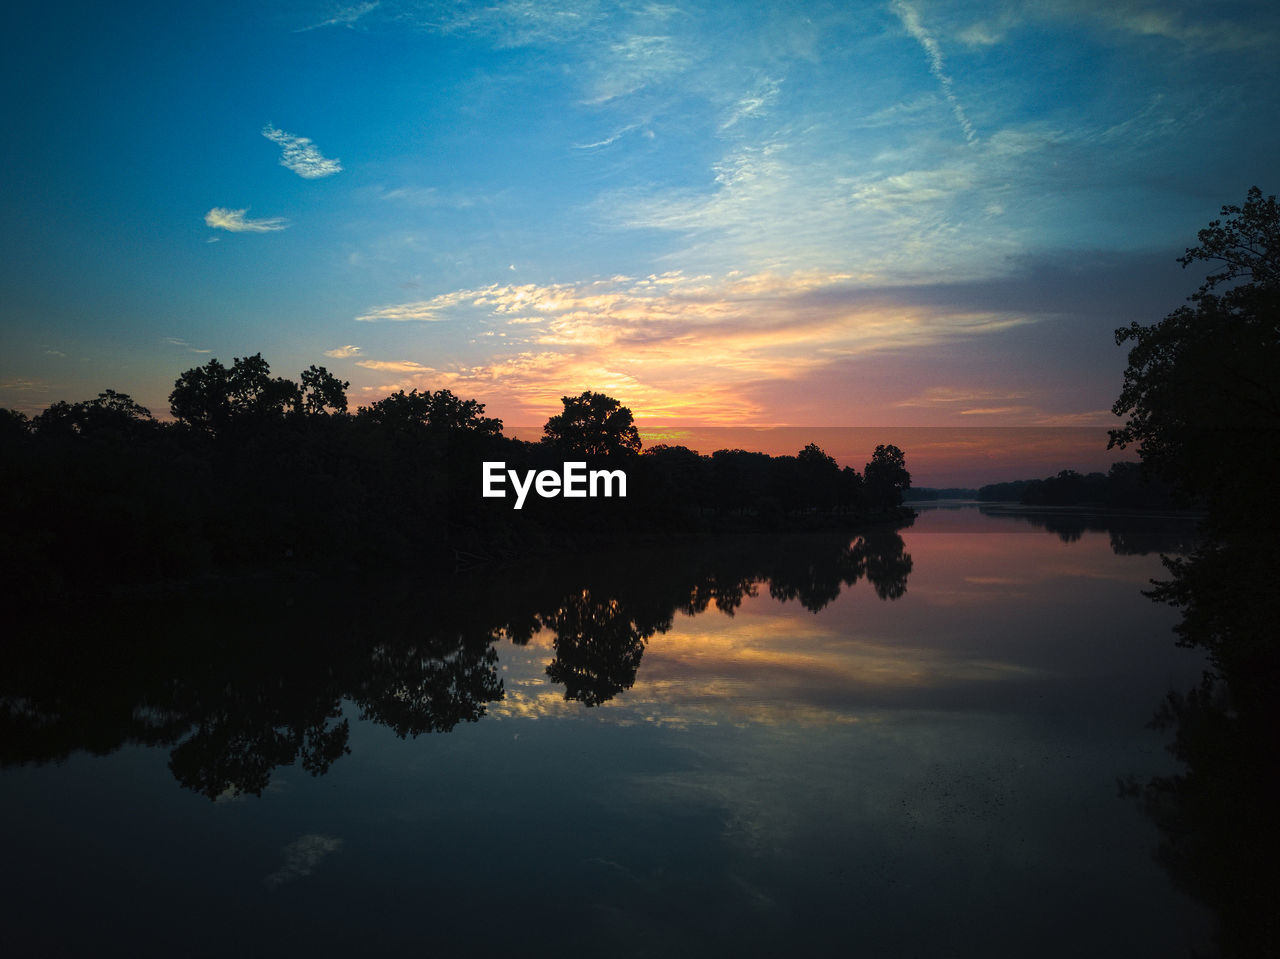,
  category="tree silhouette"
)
[864,444,911,510]
[542,391,641,458]
[358,388,502,435]
[1113,189,1280,957]
[1109,186,1279,533]
[543,589,650,706]
[300,365,350,415]
[32,390,154,437]
[170,353,301,433]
